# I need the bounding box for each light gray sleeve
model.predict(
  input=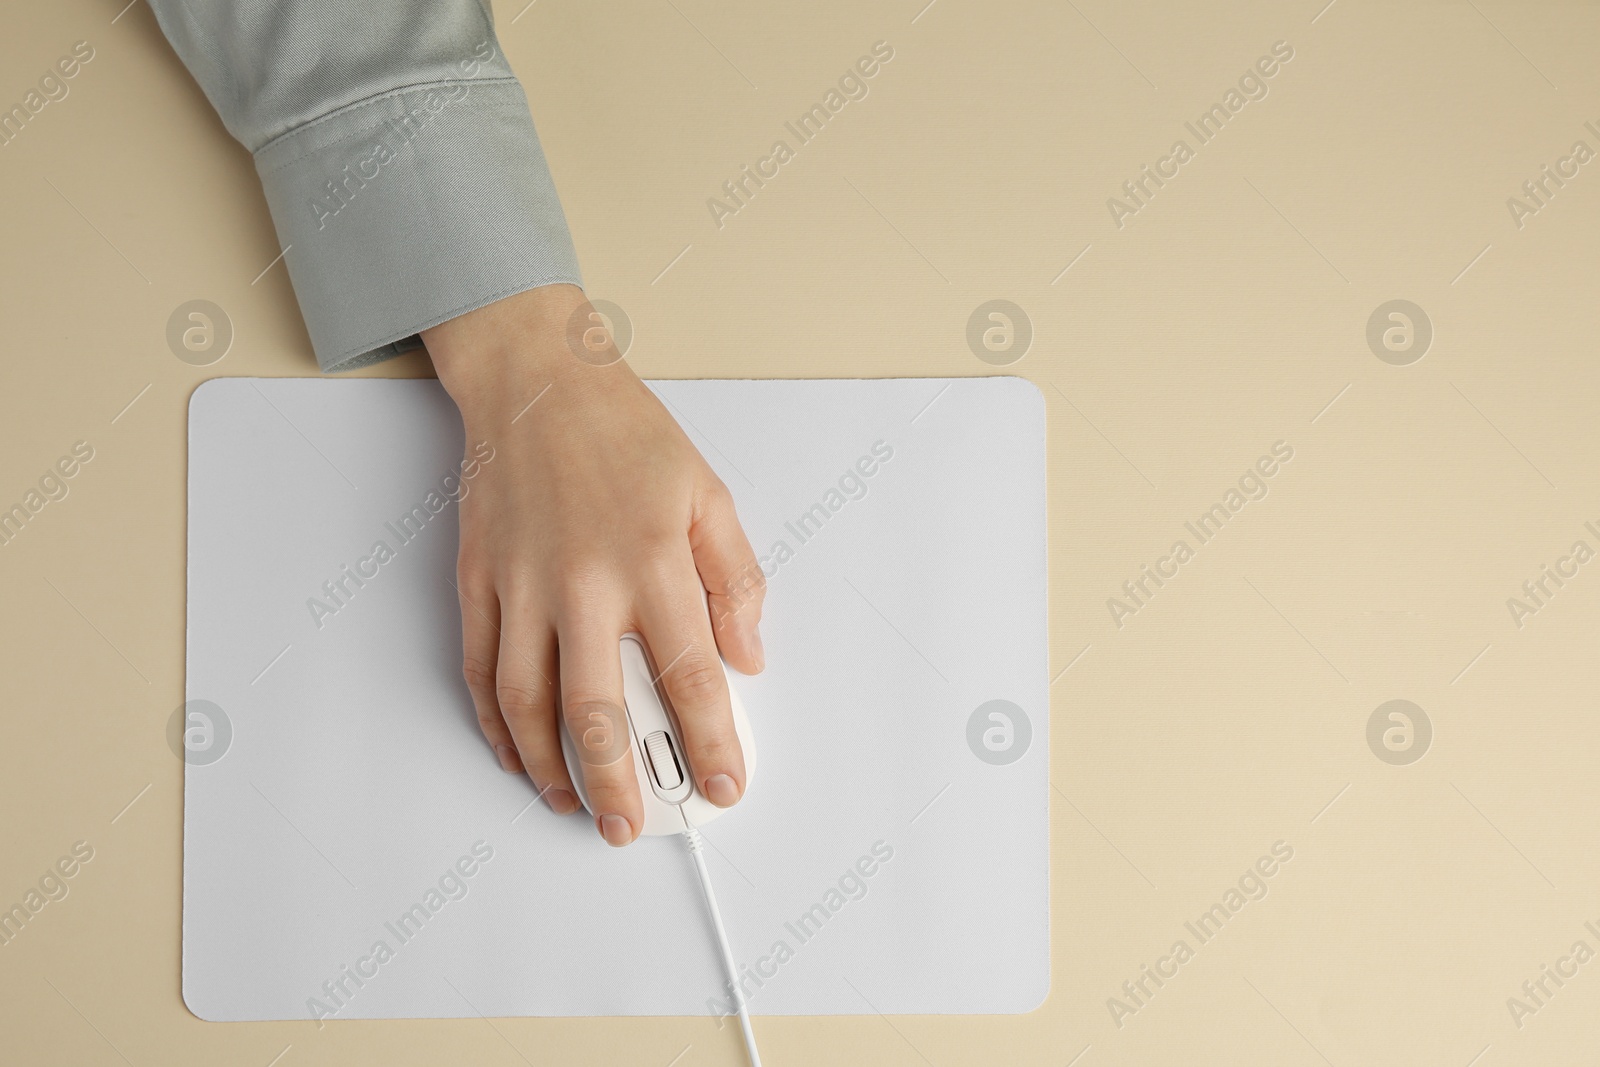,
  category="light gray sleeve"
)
[148,0,582,372]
